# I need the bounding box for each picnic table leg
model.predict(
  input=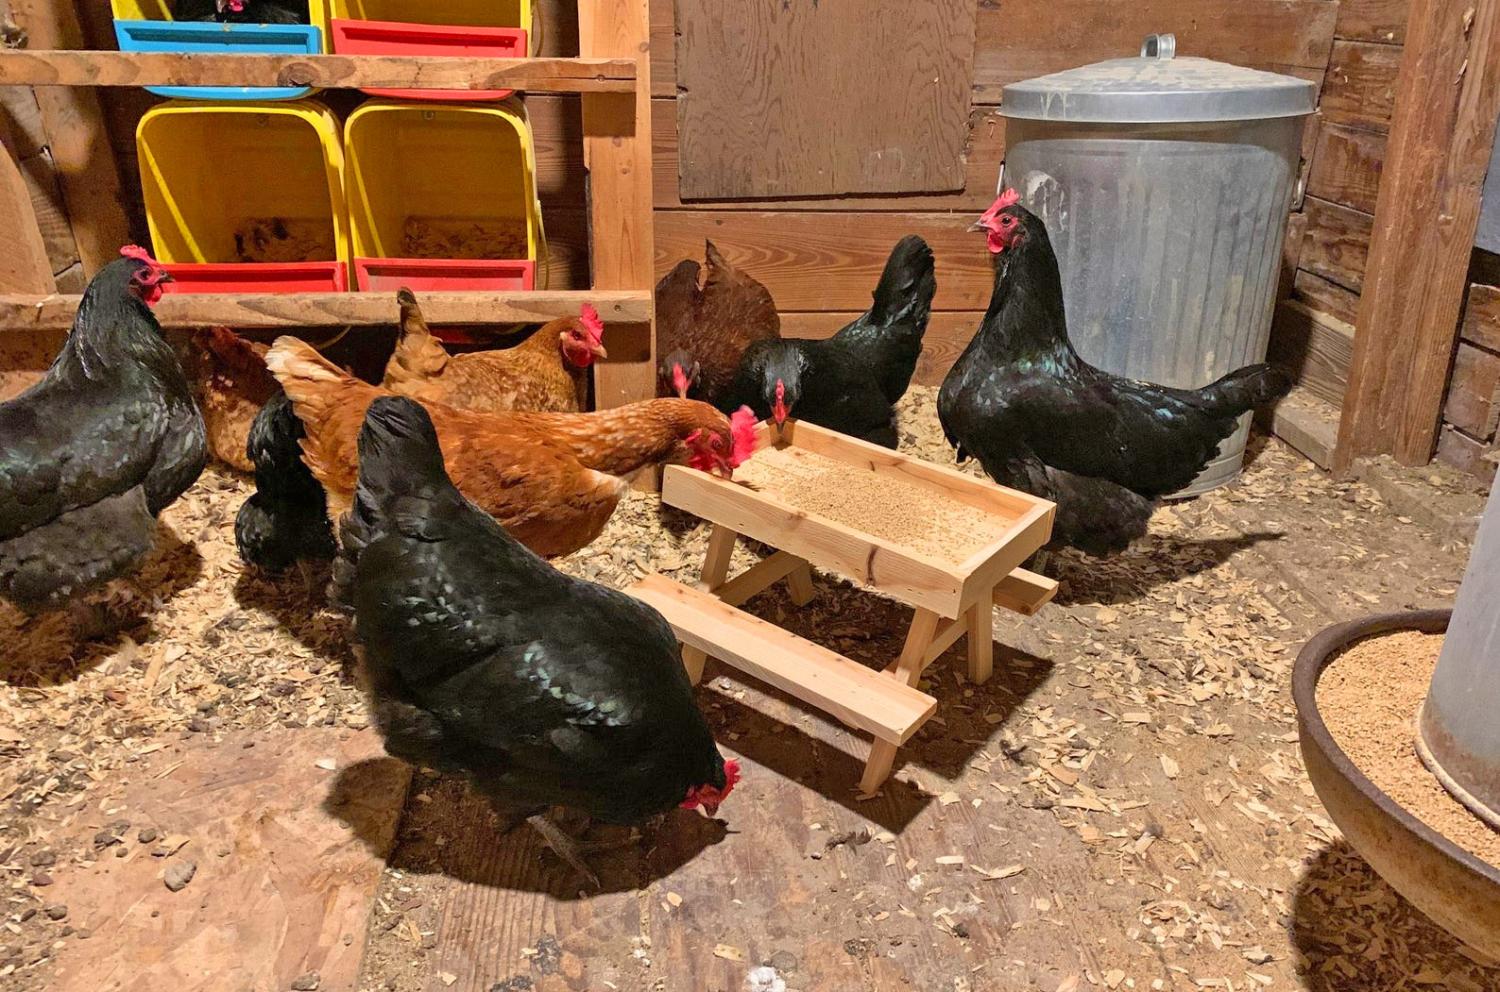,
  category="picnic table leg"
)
[785,560,815,606]
[681,524,739,684]
[860,607,941,794]
[967,600,994,685]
